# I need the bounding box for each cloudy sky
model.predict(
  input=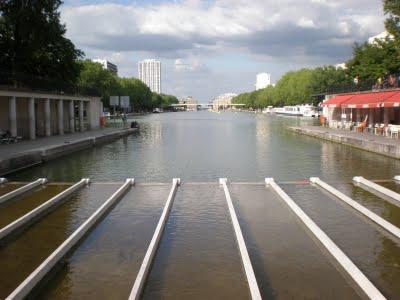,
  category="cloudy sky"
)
[62,0,385,102]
